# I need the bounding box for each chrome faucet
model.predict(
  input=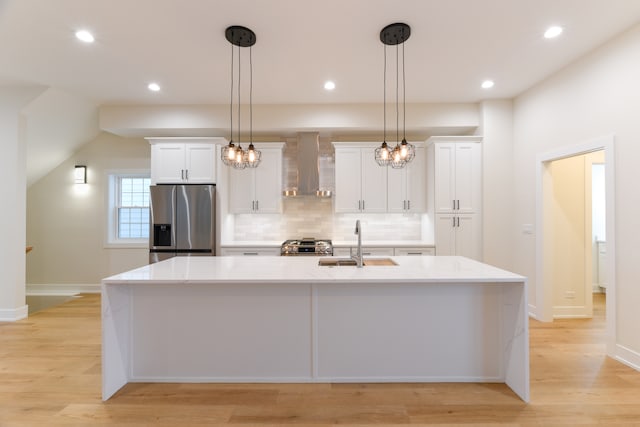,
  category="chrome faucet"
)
[352,219,363,268]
